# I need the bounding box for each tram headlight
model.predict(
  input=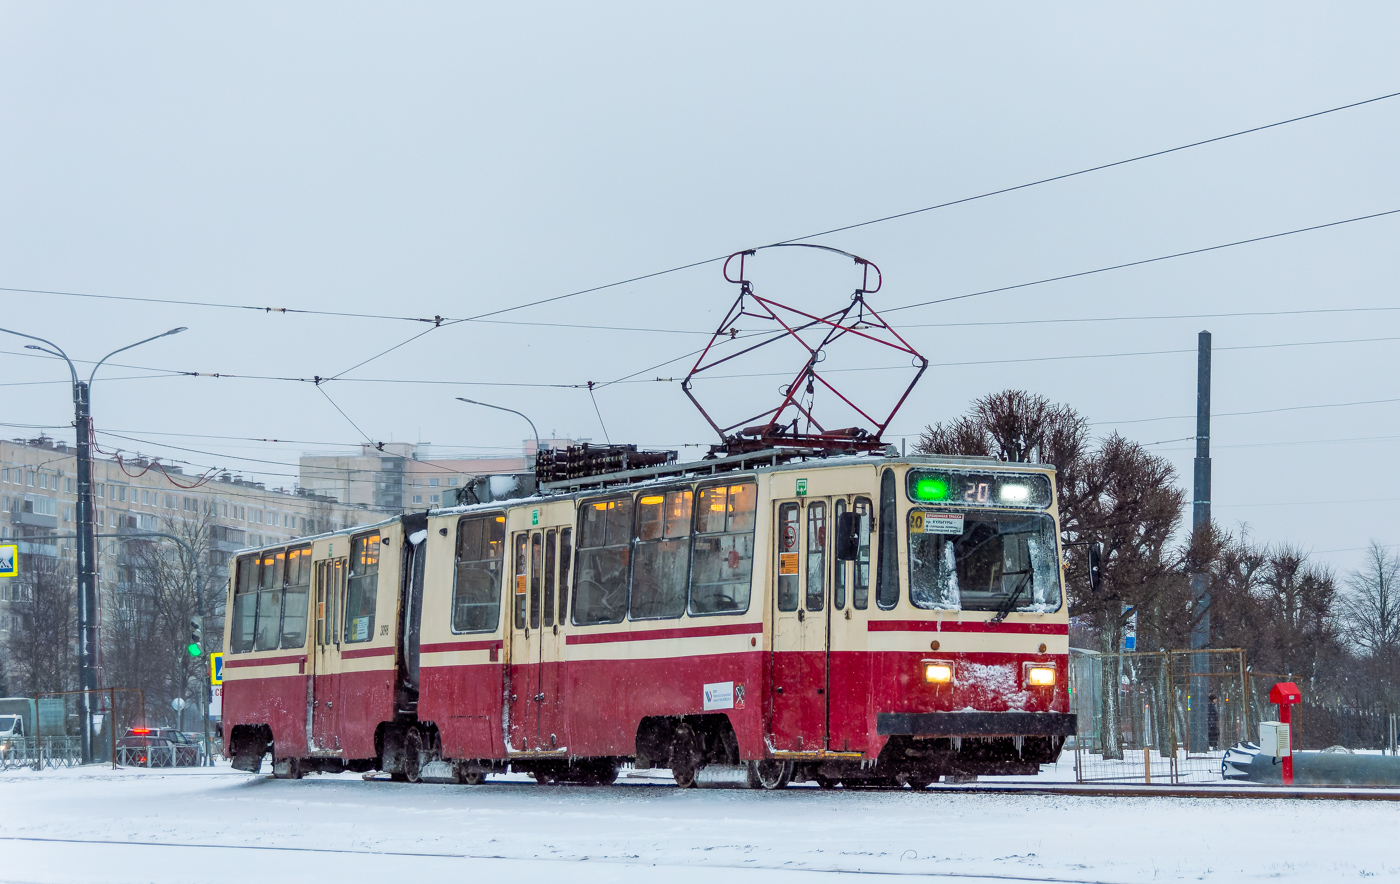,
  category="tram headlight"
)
[1025,665,1057,687]
[923,661,954,684]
